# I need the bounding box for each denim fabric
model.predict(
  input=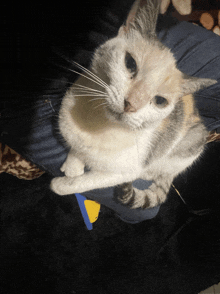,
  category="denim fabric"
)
[1,19,220,223]
[157,20,220,131]
[17,96,159,222]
